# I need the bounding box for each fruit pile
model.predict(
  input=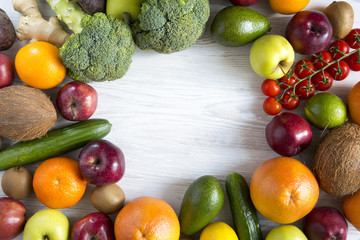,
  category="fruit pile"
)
[1,0,360,239]
[262,30,360,115]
